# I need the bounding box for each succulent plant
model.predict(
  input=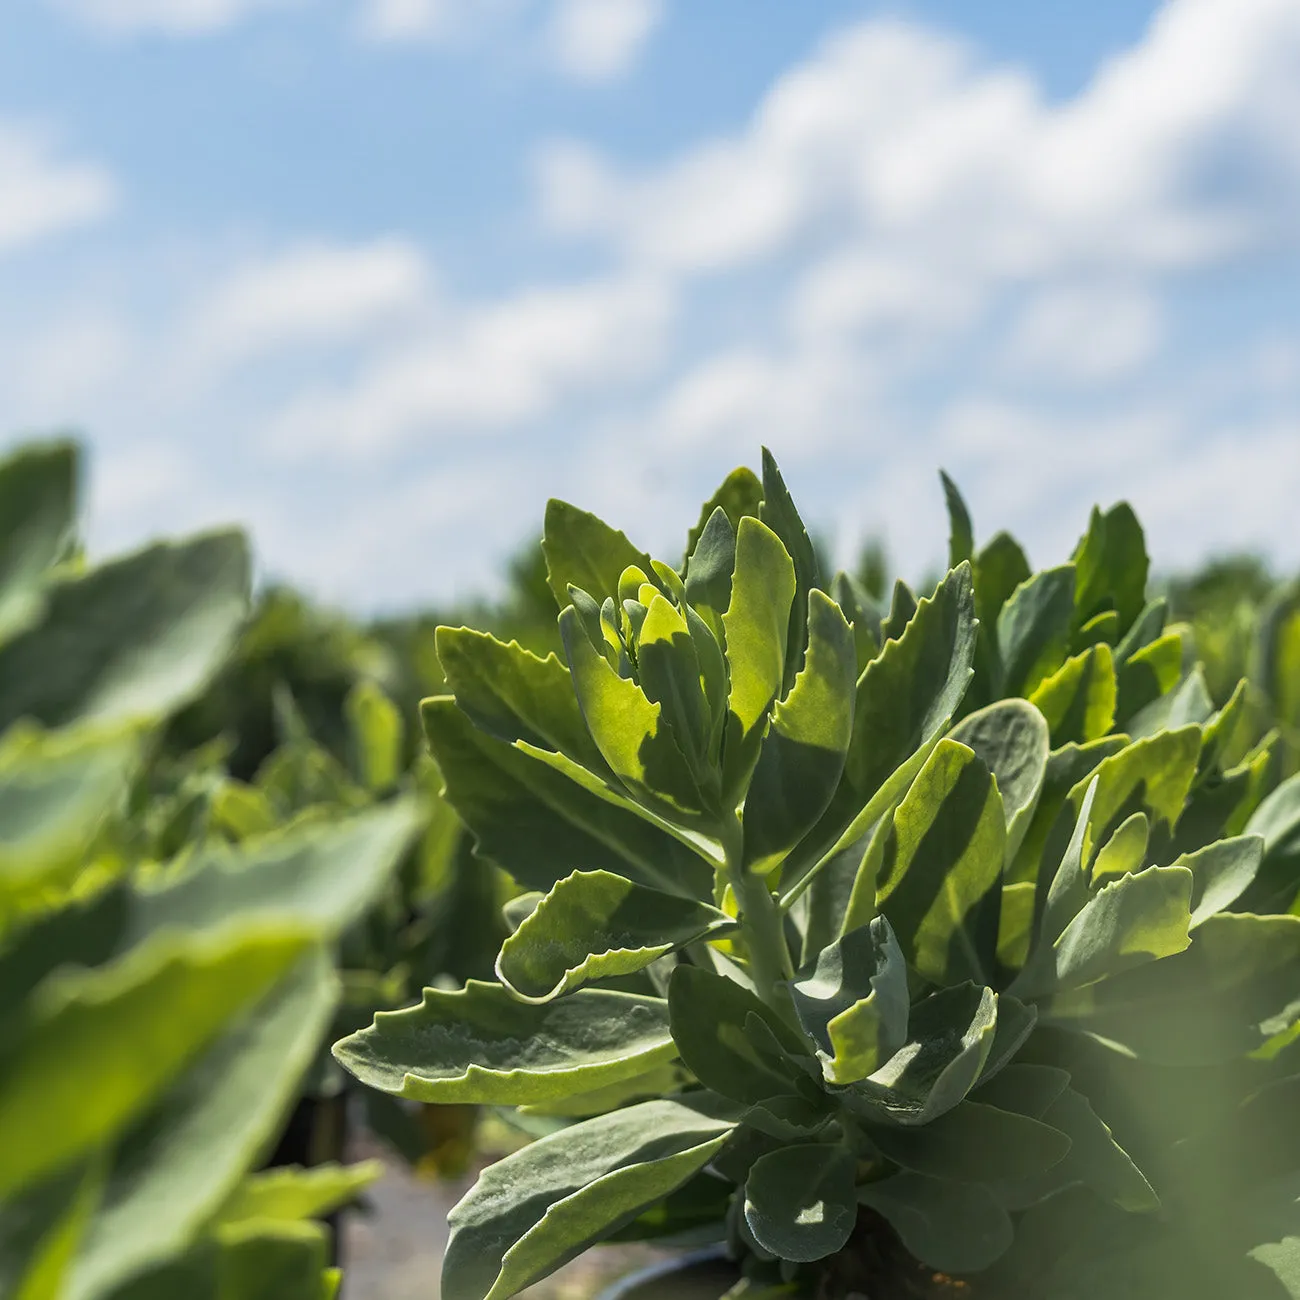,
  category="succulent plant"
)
[336,451,1300,1299]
